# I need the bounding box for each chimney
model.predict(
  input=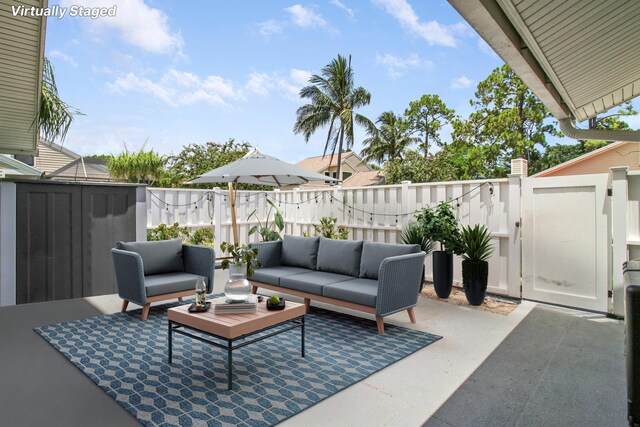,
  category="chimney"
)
[511,158,528,177]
